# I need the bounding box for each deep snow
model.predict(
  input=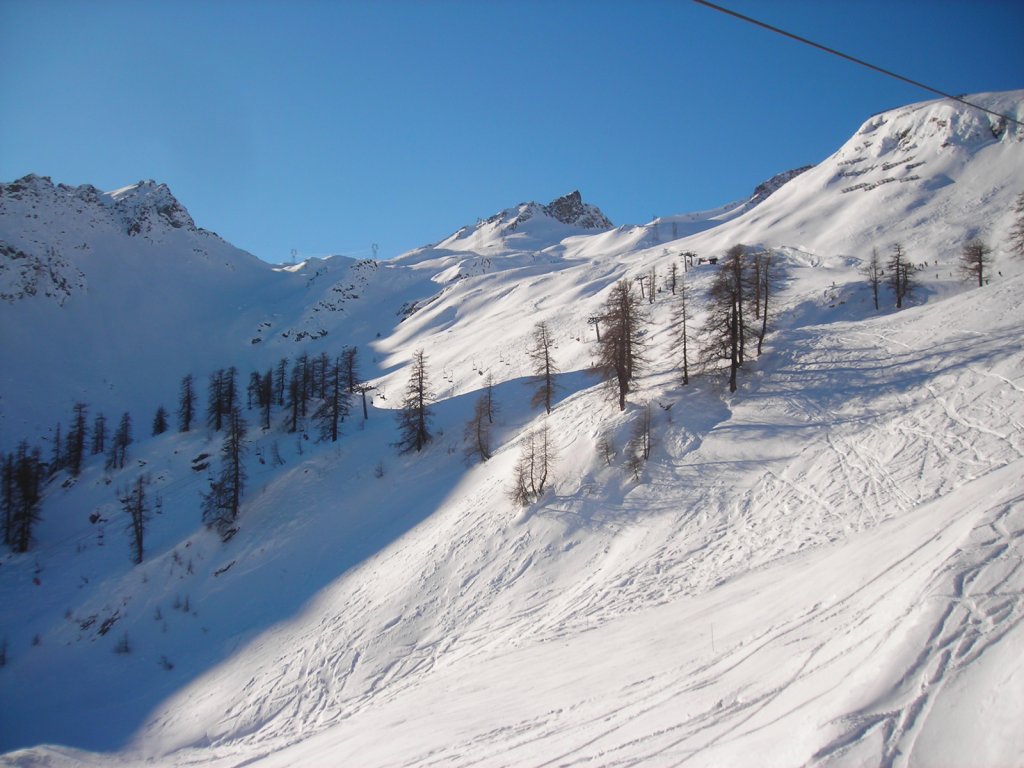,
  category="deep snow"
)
[1,90,1022,767]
